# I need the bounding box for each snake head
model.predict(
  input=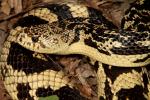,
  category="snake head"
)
[14,23,75,54]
